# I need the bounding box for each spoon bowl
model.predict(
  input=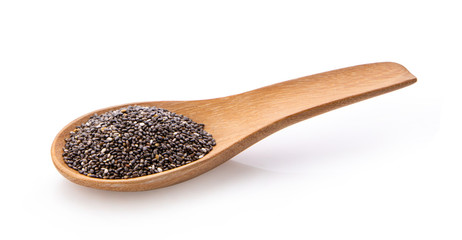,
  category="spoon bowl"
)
[52,62,416,191]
